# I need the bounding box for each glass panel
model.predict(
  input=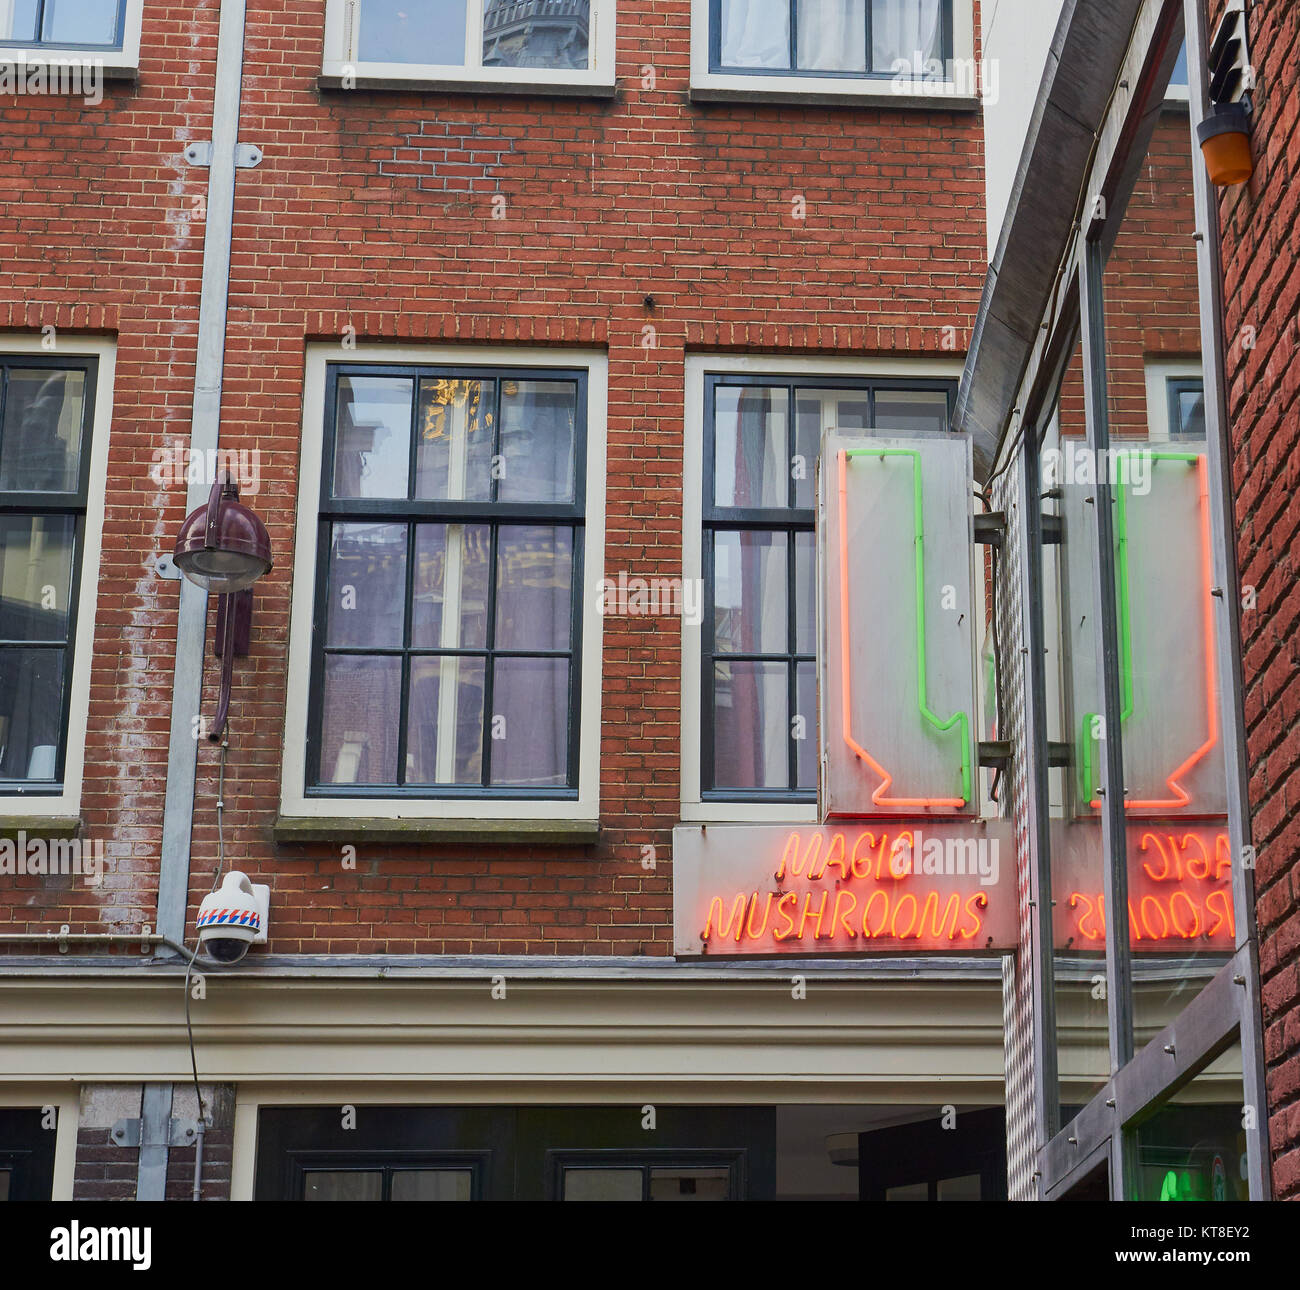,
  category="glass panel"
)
[489,656,568,787]
[0,515,75,642]
[405,655,485,785]
[793,388,869,506]
[871,0,945,70]
[873,388,949,434]
[1042,338,1111,1124]
[714,386,787,508]
[0,368,85,492]
[563,1168,642,1201]
[494,526,573,651]
[0,647,64,781]
[794,530,816,654]
[302,1170,383,1201]
[796,661,817,789]
[391,1169,473,1201]
[936,1173,982,1201]
[1171,381,1205,439]
[1101,102,1230,1049]
[885,1182,929,1201]
[483,0,590,70]
[412,523,490,649]
[1170,41,1189,87]
[318,655,401,784]
[415,378,493,502]
[41,0,121,45]
[332,375,412,499]
[3,0,39,42]
[648,1167,729,1201]
[798,0,866,71]
[0,1169,9,1201]
[357,0,467,64]
[719,0,790,70]
[497,379,577,503]
[713,659,787,790]
[712,530,786,656]
[1133,1041,1246,1201]
[324,523,407,648]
